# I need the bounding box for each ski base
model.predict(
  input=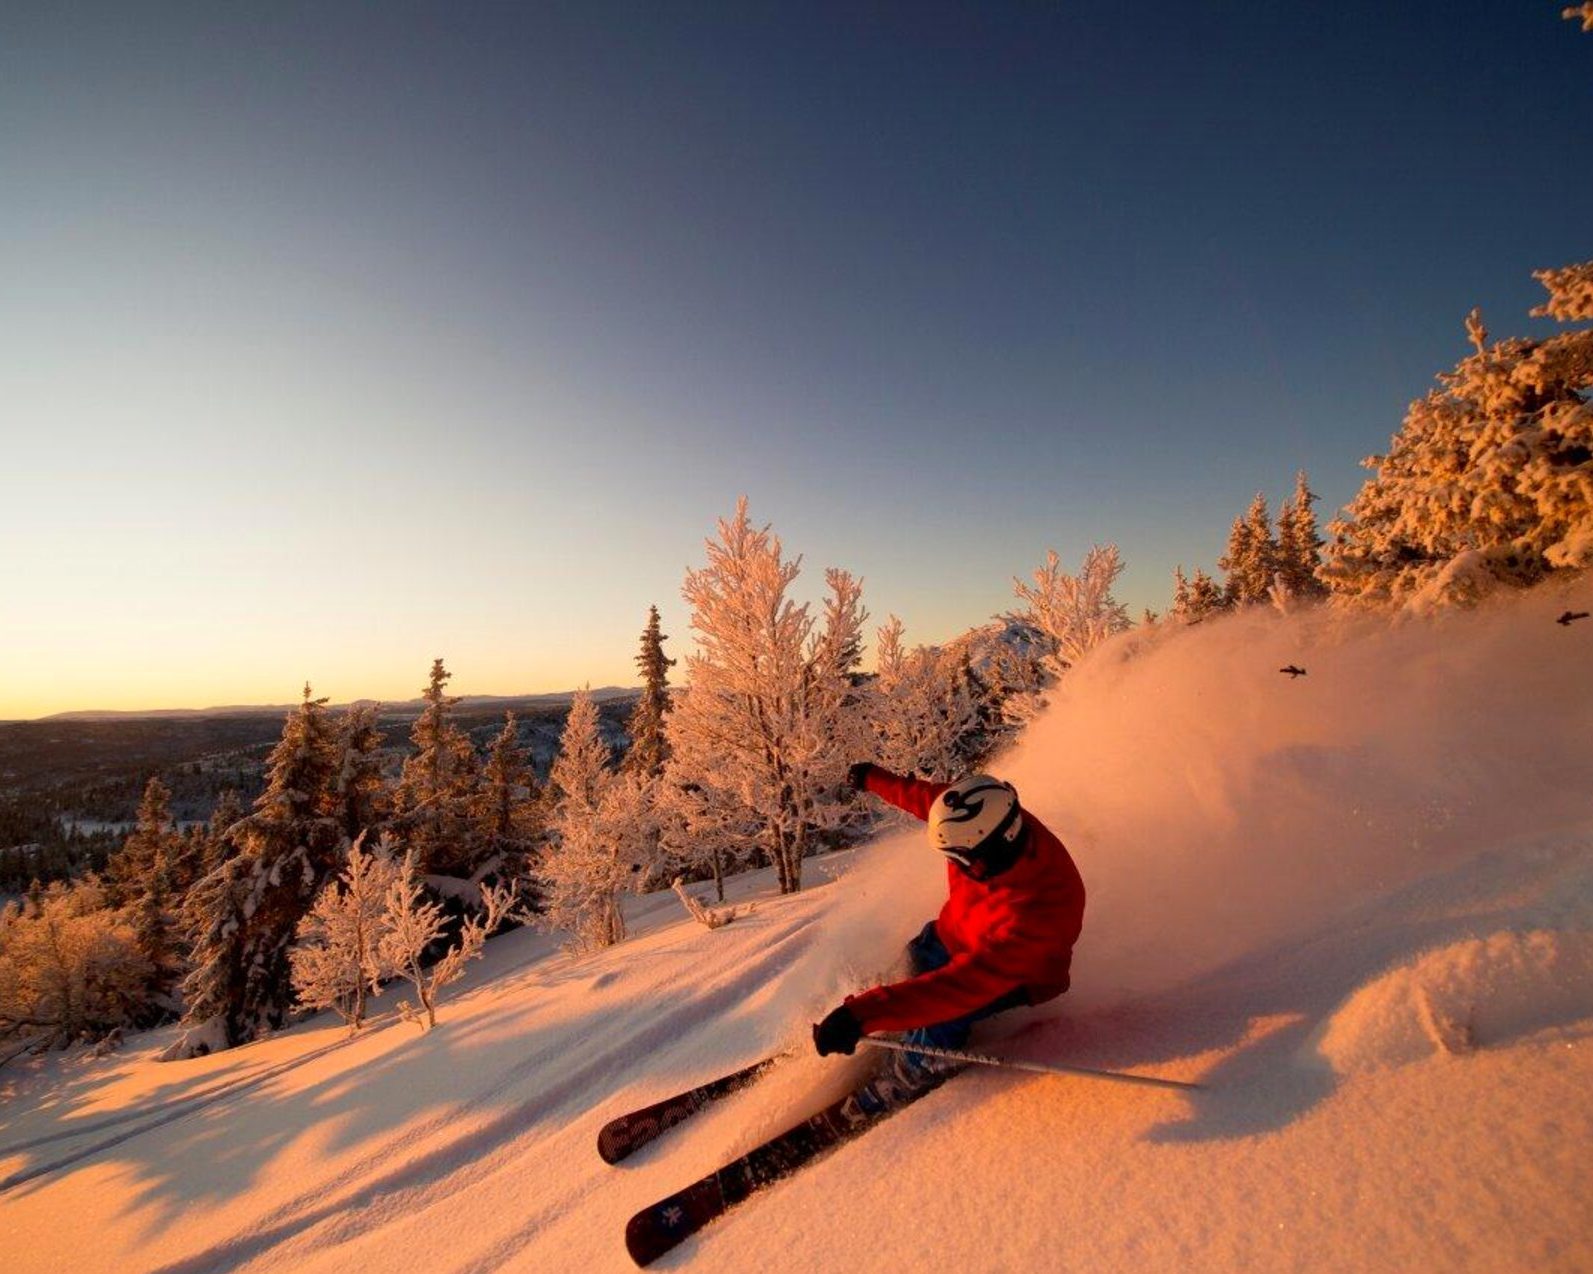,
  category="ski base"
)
[625,1066,945,1266]
[598,1056,777,1165]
